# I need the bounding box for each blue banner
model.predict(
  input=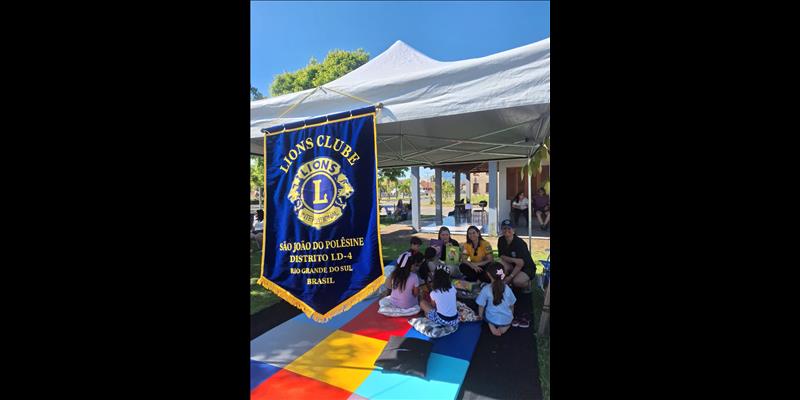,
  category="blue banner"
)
[258,108,384,322]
